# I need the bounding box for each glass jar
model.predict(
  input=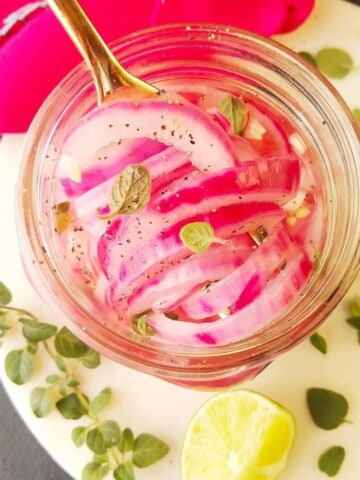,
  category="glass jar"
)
[17,24,360,389]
